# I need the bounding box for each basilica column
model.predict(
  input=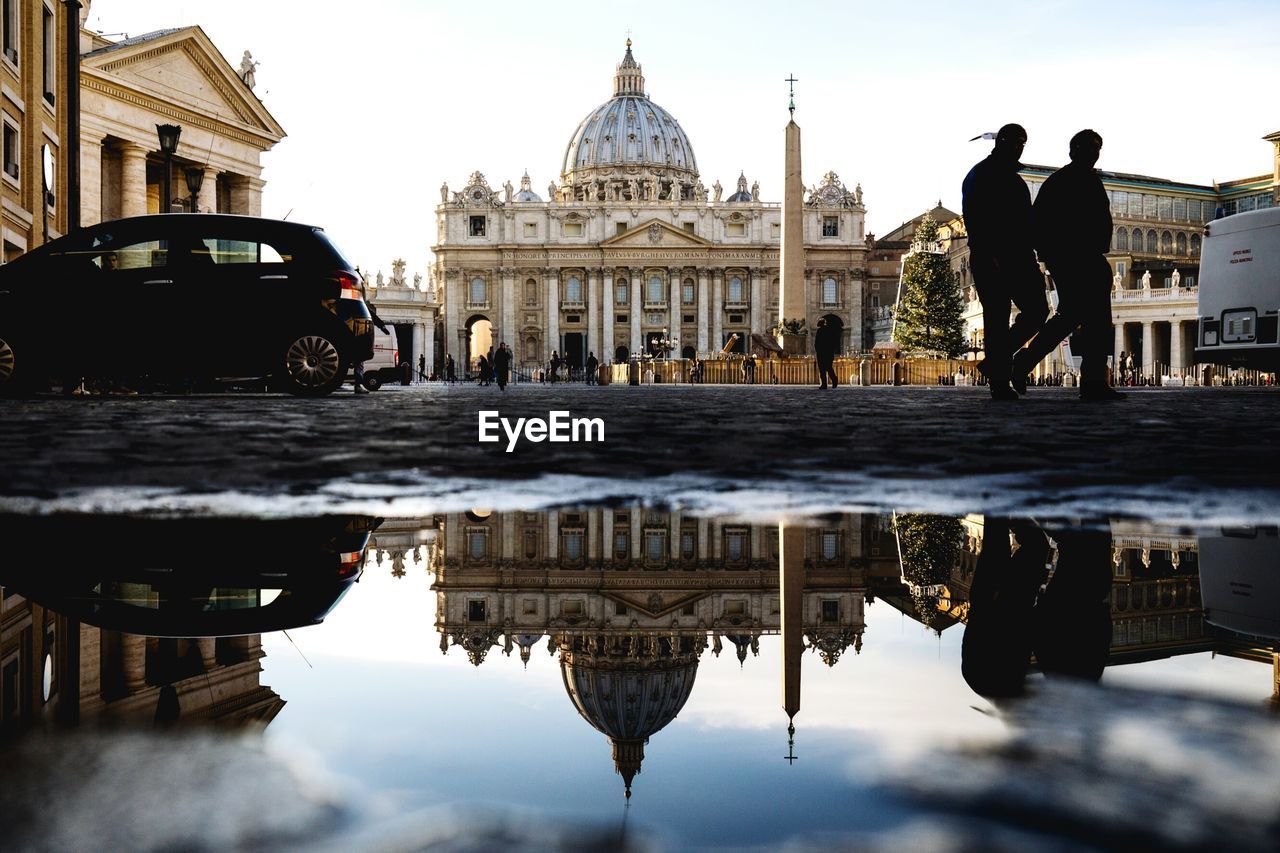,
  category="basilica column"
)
[697,517,709,561]
[630,269,642,357]
[502,512,516,561]
[588,509,602,562]
[602,269,615,362]
[425,316,436,375]
[669,511,681,562]
[630,512,642,562]
[697,268,710,354]
[669,267,682,353]
[79,131,106,227]
[196,167,218,213]
[413,324,425,373]
[1141,321,1154,379]
[847,274,862,353]
[546,269,560,361]
[750,267,765,341]
[445,270,460,366]
[119,143,148,219]
[502,267,517,351]
[712,270,724,351]
[546,511,559,560]
[587,268,600,363]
